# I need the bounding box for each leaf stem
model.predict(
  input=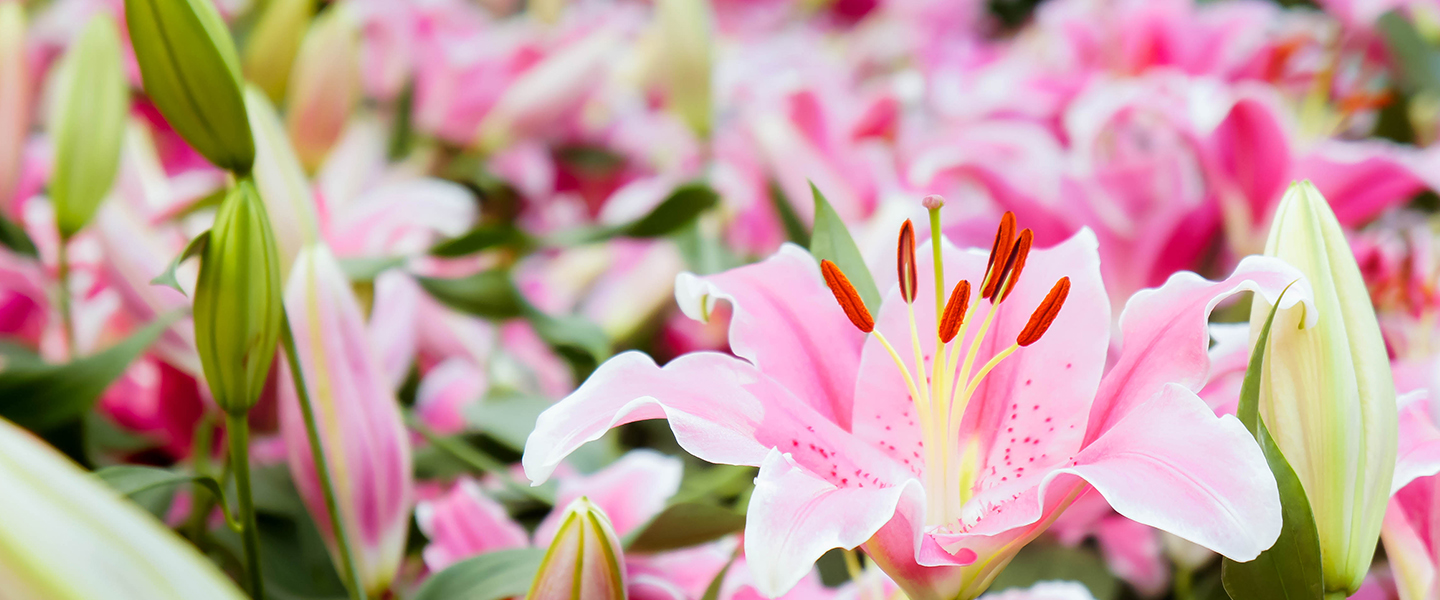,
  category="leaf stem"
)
[280,313,366,600]
[57,239,75,357]
[226,412,263,599]
[404,413,553,504]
